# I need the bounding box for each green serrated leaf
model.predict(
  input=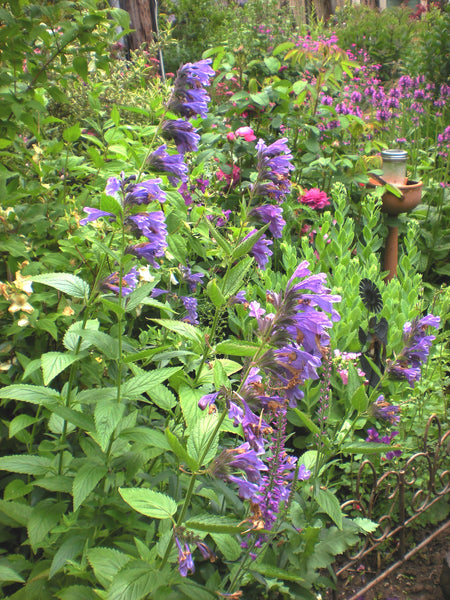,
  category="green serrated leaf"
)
[108,561,166,600]
[94,400,125,452]
[187,413,219,467]
[41,351,85,386]
[315,488,343,530]
[87,547,132,588]
[49,535,85,578]
[350,384,369,413]
[0,499,32,526]
[0,565,25,583]
[0,455,52,476]
[211,533,241,561]
[185,514,244,534]
[32,273,89,299]
[73,462,107,511]
[230,225,269,262]
[151,319,203,344]
[165,428,199,472]
[205,218,232,255]
[119,488,177,520]
[63,123,82,143]
[121,367,182,399]
[27,499,66,552]
[250,562,304,582]
[215,340,260,357]
[63,319,100,352]
[222,256,253,297]
[206,278,226,308]
[0,384,60,405]
[73,56,88,82]
[293,408,320,435]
